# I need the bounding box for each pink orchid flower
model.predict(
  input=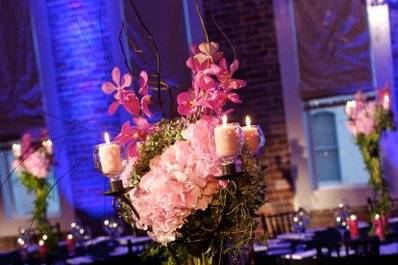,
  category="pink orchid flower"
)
[102,67,153,118]
[138,71,153,117]
[115,119,153,158]
[194,42,223,64]
[102,67,140,115]
[177,91,198,116]
[217,59,246,91]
